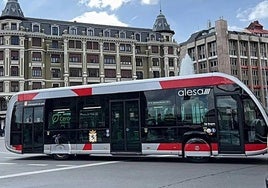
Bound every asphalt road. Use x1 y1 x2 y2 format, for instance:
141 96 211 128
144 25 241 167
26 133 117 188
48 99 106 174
0 137 267 188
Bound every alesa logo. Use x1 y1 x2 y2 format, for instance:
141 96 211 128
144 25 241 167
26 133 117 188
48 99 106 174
177 88 211 97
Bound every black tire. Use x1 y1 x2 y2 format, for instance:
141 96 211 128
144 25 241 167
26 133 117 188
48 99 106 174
186 156 209 163
52 154 70 160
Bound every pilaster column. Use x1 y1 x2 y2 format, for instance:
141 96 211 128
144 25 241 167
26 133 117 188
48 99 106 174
82 40 87 85
99 42 104 83
132 43 137 80
116 42 121 82
63 39 69 87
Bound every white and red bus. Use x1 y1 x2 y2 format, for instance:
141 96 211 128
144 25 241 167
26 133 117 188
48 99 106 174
5 73 268 161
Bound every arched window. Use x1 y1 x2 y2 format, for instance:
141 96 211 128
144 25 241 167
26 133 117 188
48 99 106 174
32 23 40 32
69 26 77 35
135 33 141 41
119 31 126 38
104 30 110 37
87 28 94 36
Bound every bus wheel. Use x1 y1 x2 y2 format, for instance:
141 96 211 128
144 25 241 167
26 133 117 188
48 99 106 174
184 137 211 163
186 156 209 163
52 154 69 160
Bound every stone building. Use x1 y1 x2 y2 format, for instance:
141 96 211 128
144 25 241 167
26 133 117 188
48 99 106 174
179 19 268 108
0 0 180 126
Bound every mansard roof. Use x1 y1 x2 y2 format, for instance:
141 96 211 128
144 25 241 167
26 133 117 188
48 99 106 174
153 11 174 34
1 0 24 20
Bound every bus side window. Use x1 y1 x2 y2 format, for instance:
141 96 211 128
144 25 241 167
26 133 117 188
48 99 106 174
243 99 267 142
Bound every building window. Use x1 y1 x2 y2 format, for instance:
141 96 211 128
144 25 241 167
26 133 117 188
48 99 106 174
197 45 206 59
52 83 60 88
33 24 40 32
70 68 82 77
120 44 131 52
52 40 59 48
69 40 81 49
119 31 126 38
152 46 159 53
105 69 116 78
153 71 160 78
168 46 174 55
169 58 174 67
11 36 19 45
69 53 81 63
87 41 99 50
32 52 42 61
104 55 115 64
169 71 175 76
150 34 156 41
69 27 77 35
0 37 4 45
103 42 115 51
121 70 132 78
208 41 217 57
88 68 99 77
51 68 61 78
11 81 19 92
32 82 42 90
87 54 99 63
104 30 110 37
152 58 159 66
188 48 195 61
121 56 131 65
87 28 94 36
32 37 42 47
11 50 19 60
0 51 3 60
11 23 17 30
136 71 143 79
0 82 3 92
32 67 42 77
0 67 4 76
135 33 141 41
51 26 59 36
11 66 19 76
240 41 248 56
229 40 237 56
136 58 143 66
51 54 60 63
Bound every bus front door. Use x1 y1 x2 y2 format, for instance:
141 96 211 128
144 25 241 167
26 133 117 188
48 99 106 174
22 106 44 153
110 100 141 154
216 95 244 154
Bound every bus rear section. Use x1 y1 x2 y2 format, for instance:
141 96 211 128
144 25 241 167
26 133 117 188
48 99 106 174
5 73 268 161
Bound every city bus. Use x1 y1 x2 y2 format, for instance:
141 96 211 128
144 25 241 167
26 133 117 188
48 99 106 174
5 73 268 162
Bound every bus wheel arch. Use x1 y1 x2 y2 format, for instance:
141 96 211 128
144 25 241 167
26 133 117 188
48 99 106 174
183 136 211 163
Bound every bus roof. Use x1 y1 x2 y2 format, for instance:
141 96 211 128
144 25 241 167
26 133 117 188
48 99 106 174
16 72 237 102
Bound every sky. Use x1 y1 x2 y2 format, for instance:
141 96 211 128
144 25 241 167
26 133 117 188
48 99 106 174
1 0 268 42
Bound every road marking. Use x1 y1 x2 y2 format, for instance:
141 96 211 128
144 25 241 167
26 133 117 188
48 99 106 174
0 161 120 179
28 164 48 167
0 163 16 165
56 165 75 167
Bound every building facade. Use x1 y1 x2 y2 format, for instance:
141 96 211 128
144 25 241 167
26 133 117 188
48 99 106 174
179 19 268 108
0 0 180 126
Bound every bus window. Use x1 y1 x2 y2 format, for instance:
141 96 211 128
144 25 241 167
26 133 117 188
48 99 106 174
143 90 177 142
10 103 23 145
178 90 214 125
243 98 267 143
47 98 76 130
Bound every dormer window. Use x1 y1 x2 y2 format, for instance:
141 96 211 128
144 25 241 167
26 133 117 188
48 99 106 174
119 31 126 39
51 25 59 36
33 24 40 32
87 28 94 36
150 34 156 41
135 33 141 42
11 23 17 30
69 26 77 35
104 29 110 37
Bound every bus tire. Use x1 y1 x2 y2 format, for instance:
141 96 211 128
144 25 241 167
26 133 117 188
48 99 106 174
52 154 69 160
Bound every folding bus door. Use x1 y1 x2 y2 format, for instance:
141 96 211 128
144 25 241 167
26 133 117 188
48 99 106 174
22 106 44 153
110 100 141 154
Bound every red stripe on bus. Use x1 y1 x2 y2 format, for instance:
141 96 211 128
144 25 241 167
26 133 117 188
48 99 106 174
18 93 38 102
157 143 182 151
184 143 210 152
245 143 267 151
159 76 234 89
211 143 218 151
83 143 92 150
72 88 92 96
12 145 22 151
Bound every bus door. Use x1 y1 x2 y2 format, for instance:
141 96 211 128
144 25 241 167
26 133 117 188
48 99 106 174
22 106 44 153
110 100 141 153
216 95 244 154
